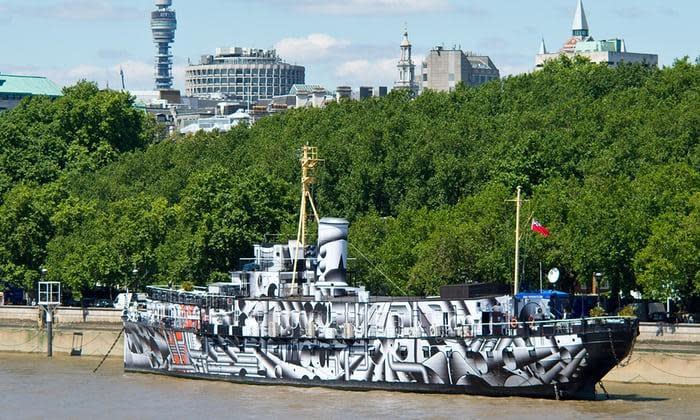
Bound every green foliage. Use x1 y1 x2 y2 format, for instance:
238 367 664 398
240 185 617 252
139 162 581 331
2 59 700 302
0 182 65 289
589 305 607 318
0 82 157 290
634 193 700 300
618 304 637 318
181 281 194 292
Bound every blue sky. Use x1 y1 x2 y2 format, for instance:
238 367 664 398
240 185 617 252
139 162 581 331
0 0 697 91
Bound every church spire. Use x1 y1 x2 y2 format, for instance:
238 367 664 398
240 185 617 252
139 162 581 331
572 0 589 38
538 37 548 55
395 25 417 95
401 23 411 48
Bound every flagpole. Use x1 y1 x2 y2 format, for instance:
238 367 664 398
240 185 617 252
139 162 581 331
513 186 522 296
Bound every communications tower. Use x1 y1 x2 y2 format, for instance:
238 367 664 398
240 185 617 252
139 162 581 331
151 0 177 90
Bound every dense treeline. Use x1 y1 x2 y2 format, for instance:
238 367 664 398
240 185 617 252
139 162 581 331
0 82 160 291
1 57 699 305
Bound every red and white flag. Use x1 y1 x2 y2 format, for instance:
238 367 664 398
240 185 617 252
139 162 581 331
531 219 550 237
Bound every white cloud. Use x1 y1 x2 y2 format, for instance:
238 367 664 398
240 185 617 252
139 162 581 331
336 58 398 86
498 64 532 78
2 60 166 91
3 0 142 22
292 0 453 15
275 33 350 63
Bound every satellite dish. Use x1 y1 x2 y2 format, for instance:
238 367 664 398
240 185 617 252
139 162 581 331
547 268 560 284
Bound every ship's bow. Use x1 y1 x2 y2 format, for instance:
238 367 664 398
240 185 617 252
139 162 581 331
562 317 639 399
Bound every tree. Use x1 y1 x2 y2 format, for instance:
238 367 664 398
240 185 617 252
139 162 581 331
635 193 700 300
0 182 65 290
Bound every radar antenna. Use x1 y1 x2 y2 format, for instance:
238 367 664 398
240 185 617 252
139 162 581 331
290 145 323 294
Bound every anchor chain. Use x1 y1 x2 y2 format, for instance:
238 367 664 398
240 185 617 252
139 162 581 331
607 327 635 368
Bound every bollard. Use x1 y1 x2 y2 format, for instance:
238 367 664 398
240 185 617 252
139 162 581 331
47 308 53 357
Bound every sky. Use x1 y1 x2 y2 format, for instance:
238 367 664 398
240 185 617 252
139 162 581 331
0 0 697 91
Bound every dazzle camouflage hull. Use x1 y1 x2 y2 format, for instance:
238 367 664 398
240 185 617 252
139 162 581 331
124 294 637 400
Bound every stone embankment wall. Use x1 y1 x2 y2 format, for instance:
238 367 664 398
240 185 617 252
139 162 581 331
0 305 123 325
603 322 700 385
637 322 700 343
0 306 123 358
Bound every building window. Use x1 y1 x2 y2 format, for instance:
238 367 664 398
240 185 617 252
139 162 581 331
449 73 455 81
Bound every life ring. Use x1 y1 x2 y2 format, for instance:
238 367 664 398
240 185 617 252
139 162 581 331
528 315 536 328
509 316 518 329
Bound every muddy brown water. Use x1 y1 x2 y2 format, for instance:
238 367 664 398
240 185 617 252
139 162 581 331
0 353 698 419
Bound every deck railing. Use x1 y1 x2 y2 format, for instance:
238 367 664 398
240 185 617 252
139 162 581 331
135 289 638 340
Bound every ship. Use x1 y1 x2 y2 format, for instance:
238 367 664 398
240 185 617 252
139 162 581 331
123 146 638 400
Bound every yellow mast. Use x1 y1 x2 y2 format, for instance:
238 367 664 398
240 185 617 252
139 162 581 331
290 146 322 294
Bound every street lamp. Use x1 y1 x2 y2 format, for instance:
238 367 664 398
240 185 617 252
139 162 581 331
593 272 603 309
593 272 602 295
130 268 139 303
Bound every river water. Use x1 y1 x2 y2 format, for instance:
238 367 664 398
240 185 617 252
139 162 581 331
0 353 697 419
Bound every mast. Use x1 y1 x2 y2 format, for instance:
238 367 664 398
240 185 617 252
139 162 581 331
512 186 523 296
290 146 322 294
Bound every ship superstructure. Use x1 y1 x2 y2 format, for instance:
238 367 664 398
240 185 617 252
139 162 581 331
123 147 638 400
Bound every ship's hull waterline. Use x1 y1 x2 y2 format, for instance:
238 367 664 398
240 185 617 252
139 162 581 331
123 315 637 400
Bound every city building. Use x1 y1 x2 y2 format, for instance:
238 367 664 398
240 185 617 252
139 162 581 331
336 86 352 101
151 0 177 90
180 109 251 134
420 47 500 92
358 86 388 99
184 47 305 105
0 73 62 111
394 27 418 95
535 0 658 68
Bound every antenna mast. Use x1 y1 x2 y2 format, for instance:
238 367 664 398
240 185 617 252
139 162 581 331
510 186 523 295
290 145 322 294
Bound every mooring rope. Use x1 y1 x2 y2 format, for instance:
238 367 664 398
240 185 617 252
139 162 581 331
92 327 124 374
348 242 407 295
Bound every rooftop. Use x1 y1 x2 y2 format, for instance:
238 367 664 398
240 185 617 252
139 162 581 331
466 56 497 70
0 74 62 97
289 84 326 95
575 38 626 53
